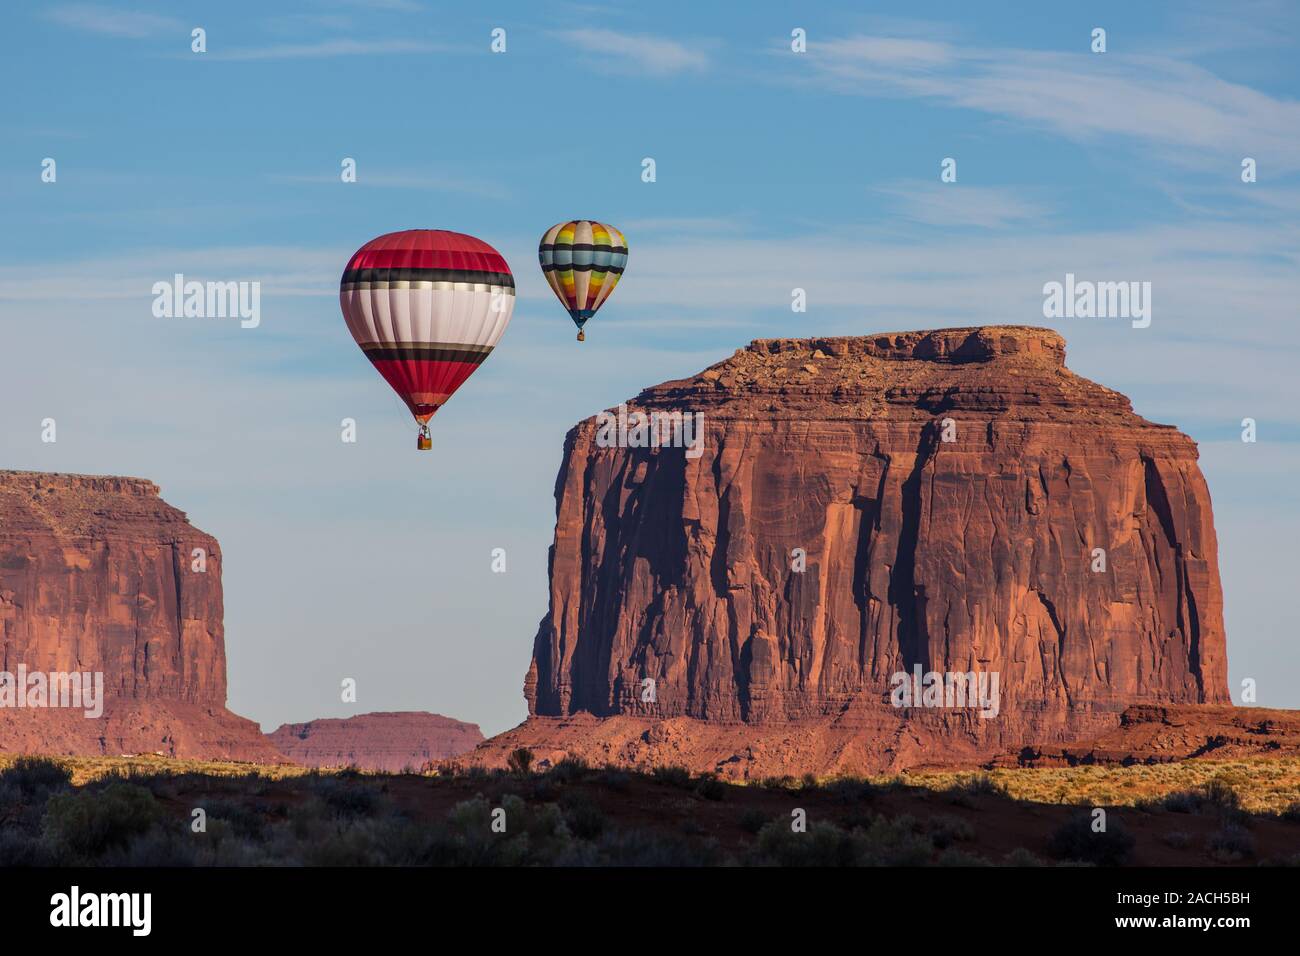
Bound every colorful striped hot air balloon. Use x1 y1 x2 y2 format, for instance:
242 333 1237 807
538 220 627 341
340 229 514 450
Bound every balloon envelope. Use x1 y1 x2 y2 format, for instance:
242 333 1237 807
538 220 627 336
340 229 514 425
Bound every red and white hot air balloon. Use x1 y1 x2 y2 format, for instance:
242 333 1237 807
339 229 514 449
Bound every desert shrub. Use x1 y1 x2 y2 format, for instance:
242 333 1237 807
308 776 382 817
42 782 163 859
739 808 769 835
506 748 535 775
856 814 934 866
753 820 866 867
1161 831 1193 850
925 814 975 849
559 791 607 839
1160 790 1201 814
694 773 727 801
0 781 48 833
0 827 58 866
592 767 631 792
101 826 200 867
800 773 821 790
201 797 272 839
752 814 932 867
0 756 72 797
1206 823 1255 863
946 774 1007 799
1162 779 1243 817
1201 778 1242 810
1280 801 1300 823
299 820 390 866
1047 812 1135 866
651 765 693 789
441 794 572 865
524 775 558 802
547 756 590 785
826 778 880 804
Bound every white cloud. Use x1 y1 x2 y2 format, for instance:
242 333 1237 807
270 170 508 200
555 28 709 75
47 3 181 38
874 181 1051 229
208 38 444 61
795 35 1300 170
619 216 745 235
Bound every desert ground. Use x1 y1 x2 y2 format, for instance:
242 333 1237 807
3 751 1298 867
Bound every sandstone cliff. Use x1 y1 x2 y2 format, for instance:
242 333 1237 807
479 326 1229 776
0 471 279 761
267 711 484 772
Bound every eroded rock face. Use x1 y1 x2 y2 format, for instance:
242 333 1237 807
513 326 1228 773
267 712 484 772
0 471 278 761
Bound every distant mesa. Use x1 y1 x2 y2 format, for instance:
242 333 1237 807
462 325 1234 777
266 712 484 772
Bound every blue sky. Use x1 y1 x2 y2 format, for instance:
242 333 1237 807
2 1 1298 733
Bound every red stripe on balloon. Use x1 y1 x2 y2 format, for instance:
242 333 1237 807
346 230 512 277
369 356 485 421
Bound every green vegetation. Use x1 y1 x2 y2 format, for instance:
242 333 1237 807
0 752 1297 867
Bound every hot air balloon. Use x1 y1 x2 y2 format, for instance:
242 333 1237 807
538 220 627 341
340 229 514 450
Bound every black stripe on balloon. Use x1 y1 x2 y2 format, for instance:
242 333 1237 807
341 268 515 287
362 346 493 364
540 265 626 275
539 244 628 255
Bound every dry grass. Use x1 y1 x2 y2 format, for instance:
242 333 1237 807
888 757 1300 814
5 753 1300 815
0 753 313 787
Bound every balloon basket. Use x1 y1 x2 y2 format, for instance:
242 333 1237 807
417 425 432 451
577 330 585 342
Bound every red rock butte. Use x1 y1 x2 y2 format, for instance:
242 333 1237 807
470 326 1230 776
0 470 278 760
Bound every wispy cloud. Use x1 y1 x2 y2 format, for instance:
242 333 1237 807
874 181 1051 229
793 35 1300 170
620 216 745 235
47 3 181 38
271 169 508 200
0 245 341 302
207 38 444 61
555 28 709 75
323 0 425 10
